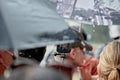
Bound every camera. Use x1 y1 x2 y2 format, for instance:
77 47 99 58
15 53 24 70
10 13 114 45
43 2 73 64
57 43 71 53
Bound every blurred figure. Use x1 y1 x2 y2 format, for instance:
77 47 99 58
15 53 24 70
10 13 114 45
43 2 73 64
48 42 85 80
2 47 46 78
0 50 14 76
6 65 70 80
72 26 98 76
40 26 99 80
97 40 120 80
3 57 38 79
10 57 38 69
43 26 95 80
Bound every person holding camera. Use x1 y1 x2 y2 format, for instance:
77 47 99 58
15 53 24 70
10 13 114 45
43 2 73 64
48 42 88 80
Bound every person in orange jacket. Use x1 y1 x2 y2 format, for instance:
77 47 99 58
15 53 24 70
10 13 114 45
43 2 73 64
0 50 14 76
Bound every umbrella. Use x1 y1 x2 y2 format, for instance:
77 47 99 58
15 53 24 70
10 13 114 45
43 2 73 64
0 0 80 51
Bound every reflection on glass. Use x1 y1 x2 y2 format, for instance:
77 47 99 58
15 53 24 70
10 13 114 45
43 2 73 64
49 0 120 25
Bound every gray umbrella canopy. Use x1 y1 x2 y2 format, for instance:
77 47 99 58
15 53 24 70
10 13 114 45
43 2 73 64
0 0 80 50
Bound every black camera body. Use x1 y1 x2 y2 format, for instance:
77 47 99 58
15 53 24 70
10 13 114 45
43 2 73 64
57 43 71 53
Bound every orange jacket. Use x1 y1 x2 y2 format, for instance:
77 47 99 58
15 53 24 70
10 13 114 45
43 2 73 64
84 56 98 75
0 50 13 76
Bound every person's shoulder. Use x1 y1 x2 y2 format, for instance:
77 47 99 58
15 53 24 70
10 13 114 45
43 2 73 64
85 56 99 65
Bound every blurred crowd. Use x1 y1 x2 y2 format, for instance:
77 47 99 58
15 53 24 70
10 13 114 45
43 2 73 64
0 25 120 80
